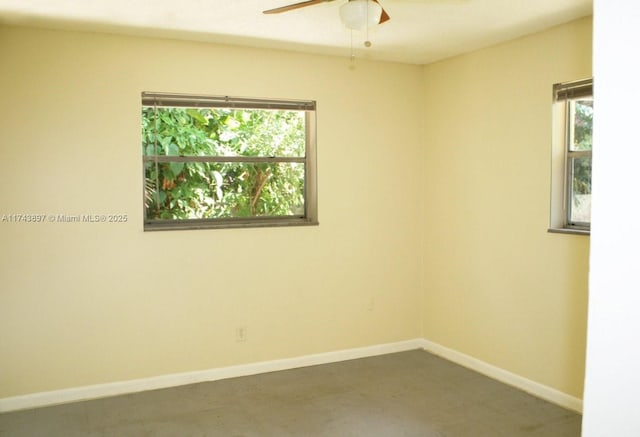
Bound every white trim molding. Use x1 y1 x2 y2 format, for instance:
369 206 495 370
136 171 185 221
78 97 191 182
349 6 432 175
0 338 582 414
0 339 424 413
419 338 583 413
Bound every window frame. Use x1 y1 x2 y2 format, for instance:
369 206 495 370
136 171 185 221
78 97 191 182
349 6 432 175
549 78 593 235
141 92 318 231
565 98 592 229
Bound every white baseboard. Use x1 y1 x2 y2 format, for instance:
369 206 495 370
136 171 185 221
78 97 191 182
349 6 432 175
0 339 424 413
418 338 583 413
0 338 582 414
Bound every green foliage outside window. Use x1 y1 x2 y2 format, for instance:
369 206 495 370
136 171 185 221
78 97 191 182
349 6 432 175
572 100 593 196
142 107 306 220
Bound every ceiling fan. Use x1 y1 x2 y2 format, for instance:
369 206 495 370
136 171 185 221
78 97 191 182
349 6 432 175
264 0 391 29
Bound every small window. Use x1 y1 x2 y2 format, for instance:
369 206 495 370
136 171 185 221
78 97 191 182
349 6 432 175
142 92 318 231
550 79 593 234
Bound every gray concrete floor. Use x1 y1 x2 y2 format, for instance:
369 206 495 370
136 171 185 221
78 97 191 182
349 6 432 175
0 350 581 436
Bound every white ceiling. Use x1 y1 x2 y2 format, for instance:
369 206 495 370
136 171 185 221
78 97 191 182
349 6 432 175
0 0 592 64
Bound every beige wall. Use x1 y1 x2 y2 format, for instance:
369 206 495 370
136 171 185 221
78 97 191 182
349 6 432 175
421 17 592 398
0 26 424 398
0 17 592 402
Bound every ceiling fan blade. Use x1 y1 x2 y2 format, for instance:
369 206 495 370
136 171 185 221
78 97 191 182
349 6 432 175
372 0 391 24
263 0 327 14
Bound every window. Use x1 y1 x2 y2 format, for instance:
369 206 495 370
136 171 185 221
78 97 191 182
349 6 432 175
142 92 318 231
549 78 593 234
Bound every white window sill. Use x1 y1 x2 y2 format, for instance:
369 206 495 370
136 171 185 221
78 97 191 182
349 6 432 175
548 227 590 236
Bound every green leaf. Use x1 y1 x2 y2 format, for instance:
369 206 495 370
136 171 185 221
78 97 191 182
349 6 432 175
169 162 184 176
187 109 207 124
176 136 186 150
167 143 179 156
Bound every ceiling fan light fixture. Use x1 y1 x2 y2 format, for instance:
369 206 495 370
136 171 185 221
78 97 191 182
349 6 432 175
339 0 383 31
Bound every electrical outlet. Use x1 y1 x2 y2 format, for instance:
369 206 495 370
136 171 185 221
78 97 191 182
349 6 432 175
236 326 247 342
